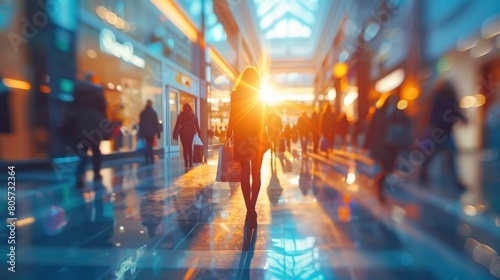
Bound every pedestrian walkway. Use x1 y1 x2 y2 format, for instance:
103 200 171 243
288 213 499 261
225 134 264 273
0 149 497 279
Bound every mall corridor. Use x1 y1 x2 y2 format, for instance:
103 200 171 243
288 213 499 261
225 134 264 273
0 146 498 280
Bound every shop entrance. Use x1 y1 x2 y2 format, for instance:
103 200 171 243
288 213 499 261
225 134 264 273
168 87 197 155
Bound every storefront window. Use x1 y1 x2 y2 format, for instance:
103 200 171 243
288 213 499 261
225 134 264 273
207 65 231 144
78 24 163 154
80 0 194 73
0 1 38 160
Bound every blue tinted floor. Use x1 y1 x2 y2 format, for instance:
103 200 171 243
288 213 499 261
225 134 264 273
0 150 496 280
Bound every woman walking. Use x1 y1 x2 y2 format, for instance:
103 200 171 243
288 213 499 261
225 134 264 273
319 103 335 158
173 103 201 169
226 66 269 229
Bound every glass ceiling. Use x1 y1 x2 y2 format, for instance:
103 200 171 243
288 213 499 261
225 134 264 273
253 0 319 39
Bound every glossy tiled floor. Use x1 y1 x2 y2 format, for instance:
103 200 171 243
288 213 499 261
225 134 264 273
0 149 497 280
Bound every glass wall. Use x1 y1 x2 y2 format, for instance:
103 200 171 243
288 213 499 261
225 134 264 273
0 1 39 160
207 64 231 144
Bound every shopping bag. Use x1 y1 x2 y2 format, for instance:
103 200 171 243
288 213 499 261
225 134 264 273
320 136 329 152
192 133 203 146
215 146 241 182
193 145 204 163
136 138 146 154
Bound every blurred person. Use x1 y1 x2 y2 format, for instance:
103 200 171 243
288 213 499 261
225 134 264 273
419 80 467 190
71 72 107 188
319 103 335 158
139 100 161 165
485 85 500 150
267 109 282 156
283 123 292 152
364 94 410 202
226 66 270 229
173 103 201 169
310 111 320 153
0 75 12 134
296 112 311 157
336 113 350 149
291 123 299 144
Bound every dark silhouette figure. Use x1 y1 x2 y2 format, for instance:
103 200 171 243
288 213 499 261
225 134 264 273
336 113 350 149
319 103 335 158
296 112 311 157
267 109 282 156
310 111 320 153
173 103 201 168
71 72 108 188
139 100 161 165
419 81 467 189
283 123 292 152
226 66 269 229
364 94 410 201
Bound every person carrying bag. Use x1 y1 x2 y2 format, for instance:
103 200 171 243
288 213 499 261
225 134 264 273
217 66 269 229
216 138 241 182
192 133 204 164
173 103 201 169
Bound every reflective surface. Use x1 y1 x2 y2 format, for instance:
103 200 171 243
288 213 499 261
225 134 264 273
0 149 498 280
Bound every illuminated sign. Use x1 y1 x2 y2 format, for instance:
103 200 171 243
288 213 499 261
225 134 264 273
100 28 145 68
175 73 191 88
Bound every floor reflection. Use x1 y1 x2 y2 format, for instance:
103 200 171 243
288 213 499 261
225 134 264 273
4 150 497 280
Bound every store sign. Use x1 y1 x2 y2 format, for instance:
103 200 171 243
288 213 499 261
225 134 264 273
175 73 191 88
100 28 145 68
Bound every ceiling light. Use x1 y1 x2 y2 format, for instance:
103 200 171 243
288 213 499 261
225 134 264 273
375 69 405 93
339 50 350 62
327 88 336 100
474 94 486 107
3 78 31 90
333 62 348 78
470 40 493 59
404 87 419 100
397 100 408 110
363 21 381 42
481 15 500 38
457 35 479 52
105 11 118 25
460 96 476 108
86 49 97 59
96 6 107 19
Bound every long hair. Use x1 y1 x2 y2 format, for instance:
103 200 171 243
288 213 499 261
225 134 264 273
230 66 264 134
182 103 193 114
232 66 261 102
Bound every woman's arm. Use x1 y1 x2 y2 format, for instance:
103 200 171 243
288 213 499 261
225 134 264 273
173 116 181 139
195 116 201 136
226 111 234 139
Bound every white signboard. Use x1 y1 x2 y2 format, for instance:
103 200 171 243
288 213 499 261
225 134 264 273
99 28 145 68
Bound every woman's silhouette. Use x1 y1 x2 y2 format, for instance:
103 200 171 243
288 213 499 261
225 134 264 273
173 103 201 169
226 66 269 229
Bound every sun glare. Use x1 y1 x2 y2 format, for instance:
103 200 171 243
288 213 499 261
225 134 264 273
260 85 275 105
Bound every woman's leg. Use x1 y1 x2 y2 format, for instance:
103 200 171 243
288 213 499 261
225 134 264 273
186 140 193 167
180 136 189 167
239 159 252 212
145 137 154 164
250 153 264 209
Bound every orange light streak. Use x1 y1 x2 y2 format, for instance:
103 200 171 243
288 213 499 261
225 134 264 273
3 78 31 90
150 0 198 43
